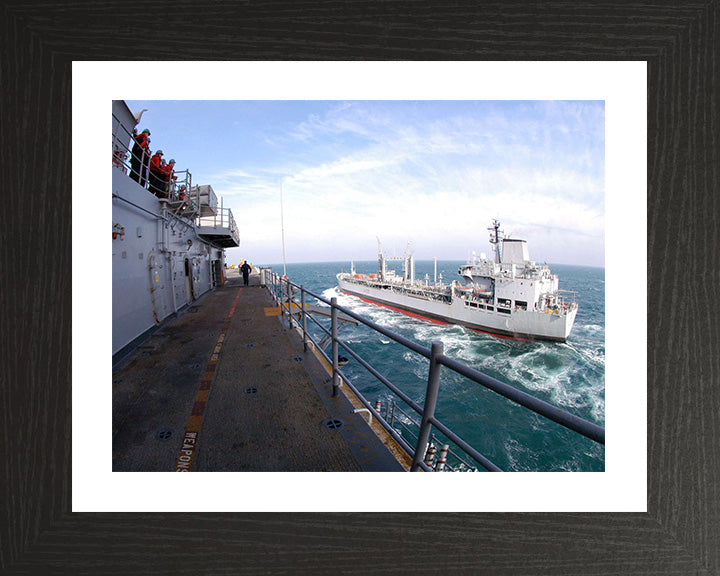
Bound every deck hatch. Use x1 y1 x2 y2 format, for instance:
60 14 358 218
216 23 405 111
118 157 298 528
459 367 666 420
322 418 343 430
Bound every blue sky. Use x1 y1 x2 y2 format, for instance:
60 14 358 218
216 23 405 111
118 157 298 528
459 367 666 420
126 100 605 267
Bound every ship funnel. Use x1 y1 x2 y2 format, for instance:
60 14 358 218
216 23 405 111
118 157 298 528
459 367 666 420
501 239 529 264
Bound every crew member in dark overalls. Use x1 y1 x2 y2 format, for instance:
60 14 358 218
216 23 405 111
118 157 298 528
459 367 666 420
148 149 165 197
130 129 151 186
240 260 252 286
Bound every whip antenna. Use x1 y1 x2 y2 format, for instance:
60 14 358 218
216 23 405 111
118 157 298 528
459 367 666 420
280 181 287 277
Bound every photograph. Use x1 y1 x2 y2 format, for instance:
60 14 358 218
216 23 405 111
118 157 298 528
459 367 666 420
112 99 606 473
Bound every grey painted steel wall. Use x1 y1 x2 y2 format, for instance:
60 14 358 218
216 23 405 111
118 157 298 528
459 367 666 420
112 168 219 355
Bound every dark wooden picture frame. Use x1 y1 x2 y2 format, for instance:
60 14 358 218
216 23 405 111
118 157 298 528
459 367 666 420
2 2 718 574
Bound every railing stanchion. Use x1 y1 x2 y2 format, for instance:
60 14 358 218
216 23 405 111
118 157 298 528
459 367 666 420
331 297 339 397
301 285 308 352
279 274 284 315
286 277 292 322
436 444 449 471
411 341 444 471
283 276 288 317
424 443 437 468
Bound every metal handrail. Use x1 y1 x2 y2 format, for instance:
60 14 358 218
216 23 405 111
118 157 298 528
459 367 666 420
112 114 239 231
196 206 240 244
272 281 430 471
385 401 481 472
112 113 190 202
261 268 605 472
437 355 604 444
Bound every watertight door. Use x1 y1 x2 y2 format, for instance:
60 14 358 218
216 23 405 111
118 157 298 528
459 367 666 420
184 258 194 304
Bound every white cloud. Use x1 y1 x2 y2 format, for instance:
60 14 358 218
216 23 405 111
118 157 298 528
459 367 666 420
220 101 604 266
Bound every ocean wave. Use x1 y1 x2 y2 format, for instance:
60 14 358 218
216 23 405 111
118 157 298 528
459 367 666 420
465 344 606 422
504 438 539 471
578 347 605 365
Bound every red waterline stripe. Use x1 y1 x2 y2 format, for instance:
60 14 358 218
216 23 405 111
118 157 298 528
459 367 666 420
175 287 243 471
348 292 449 325
344 291 532 342
468 327 532 342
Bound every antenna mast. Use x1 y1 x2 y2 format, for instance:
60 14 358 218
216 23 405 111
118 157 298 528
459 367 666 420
280 181 287 277
488 219 504 264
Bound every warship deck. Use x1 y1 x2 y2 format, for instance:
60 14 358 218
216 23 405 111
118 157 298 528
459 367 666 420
112 270 406 472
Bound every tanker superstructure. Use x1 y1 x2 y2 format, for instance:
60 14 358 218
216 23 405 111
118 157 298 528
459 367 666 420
337 220 577 342
112 100 240 357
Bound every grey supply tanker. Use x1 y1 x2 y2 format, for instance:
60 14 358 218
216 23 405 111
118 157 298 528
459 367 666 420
337 220 577 342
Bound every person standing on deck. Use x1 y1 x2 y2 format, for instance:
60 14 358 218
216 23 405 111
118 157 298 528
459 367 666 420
240 260 252 286
148 149 165 197
130 129 151 186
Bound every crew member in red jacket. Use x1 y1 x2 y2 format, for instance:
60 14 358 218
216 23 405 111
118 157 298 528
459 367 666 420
148 149 165 197
130 128 151 186
162 158 177 198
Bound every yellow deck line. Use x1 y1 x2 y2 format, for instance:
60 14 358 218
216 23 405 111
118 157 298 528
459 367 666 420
175 287 242 471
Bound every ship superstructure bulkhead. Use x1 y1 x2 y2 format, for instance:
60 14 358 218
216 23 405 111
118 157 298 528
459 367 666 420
112 100 240 357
